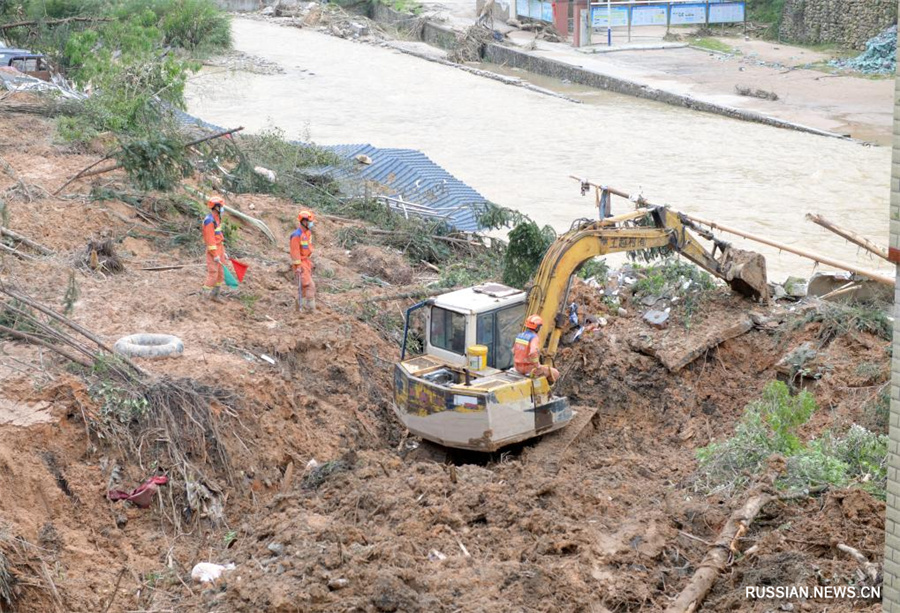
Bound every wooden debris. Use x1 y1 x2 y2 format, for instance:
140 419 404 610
0 227 53 255
0 242 36 261
807 213 889 262
665 467 779 613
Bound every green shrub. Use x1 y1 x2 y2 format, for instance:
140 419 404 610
158 0 231 53
696 381 816 493
696 381 888 498
578 257 608 281
115 133 192 191
502 220 556 289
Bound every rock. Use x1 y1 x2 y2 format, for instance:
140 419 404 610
783 276 807 299
260 5 275 15
507 18 522 28
771 284 787 300
328 577 349 590
115 514 128 529
640 294 660 306
807 271 853 297
268 542 285 556
617 307 628 317
348 22 369 37
643 310 669 329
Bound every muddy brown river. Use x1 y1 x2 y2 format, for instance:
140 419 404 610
186 17 893 281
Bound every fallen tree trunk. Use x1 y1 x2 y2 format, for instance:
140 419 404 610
0 242 36 261
0 286 146 377
58 126 245 189
0 324 92 368
665 471 779 613
0 227 53 255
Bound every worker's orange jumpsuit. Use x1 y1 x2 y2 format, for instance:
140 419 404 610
513 329 559 382
202 211 225 290
290 226 315 302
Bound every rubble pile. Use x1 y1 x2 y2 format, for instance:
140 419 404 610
258 1 384 40
829 25 896 74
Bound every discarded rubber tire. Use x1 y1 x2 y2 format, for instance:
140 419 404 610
114 334 184 359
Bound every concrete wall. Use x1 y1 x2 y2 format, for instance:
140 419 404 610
780 0 896 50
482 43 840 137
885 0 900 607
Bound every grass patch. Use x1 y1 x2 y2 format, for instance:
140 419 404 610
691 37 736 54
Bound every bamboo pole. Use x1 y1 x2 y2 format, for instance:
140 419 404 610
805 213 889 262
567 178 894 286
683 213 894 286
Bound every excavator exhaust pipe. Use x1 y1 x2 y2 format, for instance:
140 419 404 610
719 247 769 302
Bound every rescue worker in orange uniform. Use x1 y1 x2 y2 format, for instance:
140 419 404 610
290 210 316 311
202 196 227 300
513 315 560 383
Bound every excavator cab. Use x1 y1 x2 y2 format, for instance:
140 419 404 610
393 283 575 451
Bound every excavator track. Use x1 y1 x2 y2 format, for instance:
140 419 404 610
522 405 598 474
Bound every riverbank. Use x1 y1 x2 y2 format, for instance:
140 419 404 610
396 1 894 144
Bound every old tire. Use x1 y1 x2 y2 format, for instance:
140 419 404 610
114 334 184 359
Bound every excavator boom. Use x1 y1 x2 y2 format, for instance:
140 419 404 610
527 205 768 365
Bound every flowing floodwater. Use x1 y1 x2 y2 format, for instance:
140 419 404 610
186 18 893 281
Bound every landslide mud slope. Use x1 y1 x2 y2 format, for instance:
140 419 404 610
0 107 888 612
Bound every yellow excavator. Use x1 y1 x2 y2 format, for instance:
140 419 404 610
393 192 768 452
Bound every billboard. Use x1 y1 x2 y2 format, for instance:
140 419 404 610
591 5 628 28
669 3 706 24
708 2 745 23
631 4 668 26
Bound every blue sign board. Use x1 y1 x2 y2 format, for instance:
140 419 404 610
708 2 745 23
591 5 629 28
631 4 668 26
669 3 706 24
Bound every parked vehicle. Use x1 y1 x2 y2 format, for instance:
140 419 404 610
0 49 50 81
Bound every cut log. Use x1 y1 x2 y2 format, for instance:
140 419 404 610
665 472 778 613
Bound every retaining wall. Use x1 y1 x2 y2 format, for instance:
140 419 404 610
483 43 842 138
780 0 896 50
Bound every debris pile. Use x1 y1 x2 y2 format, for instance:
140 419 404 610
829 25 896 75
256 2 385 41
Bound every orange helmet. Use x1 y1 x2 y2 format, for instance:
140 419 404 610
207 196 225 209
525 315 543 330
298 210 315 223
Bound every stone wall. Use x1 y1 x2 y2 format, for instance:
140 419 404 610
780 0 896 50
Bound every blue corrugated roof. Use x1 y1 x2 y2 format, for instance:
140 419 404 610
173 110 487 232
322 144 486 232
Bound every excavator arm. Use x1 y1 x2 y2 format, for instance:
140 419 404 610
526 206 768 370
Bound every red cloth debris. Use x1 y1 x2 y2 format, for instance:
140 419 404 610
107 475 169 508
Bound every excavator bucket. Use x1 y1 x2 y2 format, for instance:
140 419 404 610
720 247 769 302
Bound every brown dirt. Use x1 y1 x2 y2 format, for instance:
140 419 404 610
0 106 888 612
